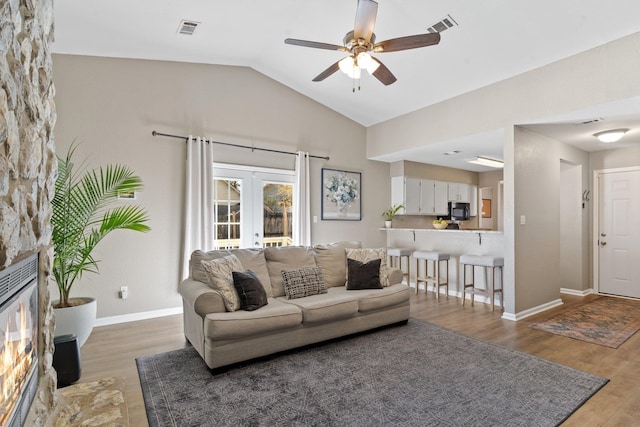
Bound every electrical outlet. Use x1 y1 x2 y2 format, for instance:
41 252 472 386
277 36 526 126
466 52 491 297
120 286 128 300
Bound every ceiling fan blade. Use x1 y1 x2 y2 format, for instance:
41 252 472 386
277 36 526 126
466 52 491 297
353 0 378 41
374 33 441 53
371 57 397 85
285 38 347 52
312 61 341 82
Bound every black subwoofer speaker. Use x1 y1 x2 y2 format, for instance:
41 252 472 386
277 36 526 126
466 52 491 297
53 334 81 388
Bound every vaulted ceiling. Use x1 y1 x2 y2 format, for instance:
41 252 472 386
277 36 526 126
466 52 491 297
52 1 640 169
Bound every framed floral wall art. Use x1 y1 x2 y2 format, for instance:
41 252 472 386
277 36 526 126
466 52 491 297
321 168 361 221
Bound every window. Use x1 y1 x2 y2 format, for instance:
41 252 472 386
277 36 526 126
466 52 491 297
213 164 295 249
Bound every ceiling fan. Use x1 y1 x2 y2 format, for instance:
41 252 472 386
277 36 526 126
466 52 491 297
284 0 441 87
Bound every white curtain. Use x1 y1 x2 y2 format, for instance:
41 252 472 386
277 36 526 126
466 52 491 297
293 151 311 246
181 136 215 279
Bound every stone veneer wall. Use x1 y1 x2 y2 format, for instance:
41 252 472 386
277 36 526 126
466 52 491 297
0 0 58 425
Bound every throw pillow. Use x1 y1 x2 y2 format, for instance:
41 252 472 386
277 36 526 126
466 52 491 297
201 254 244 312
345 248 390 287
346 258 382 290
281 267 328 300
232 270 268 311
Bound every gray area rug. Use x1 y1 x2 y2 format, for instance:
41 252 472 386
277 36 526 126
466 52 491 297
136 319 608 427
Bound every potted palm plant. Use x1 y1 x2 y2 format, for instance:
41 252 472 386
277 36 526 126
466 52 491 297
382 204 404 228
51 145 150 346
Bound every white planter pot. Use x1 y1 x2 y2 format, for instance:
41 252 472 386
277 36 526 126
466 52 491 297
385 220 392 228
53 297 97 347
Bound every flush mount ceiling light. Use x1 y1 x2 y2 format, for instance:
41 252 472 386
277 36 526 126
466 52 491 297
467 156 504 168
593 129 629 143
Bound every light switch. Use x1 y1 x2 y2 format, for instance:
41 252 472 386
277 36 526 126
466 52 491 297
313 215 318 223
520 215 526 225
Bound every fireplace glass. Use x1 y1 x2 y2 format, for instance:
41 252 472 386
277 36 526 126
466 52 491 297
0 256 39 427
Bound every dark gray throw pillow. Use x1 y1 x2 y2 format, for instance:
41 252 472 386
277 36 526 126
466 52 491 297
232 270 268 311
346 258 382 290
281 266 327 299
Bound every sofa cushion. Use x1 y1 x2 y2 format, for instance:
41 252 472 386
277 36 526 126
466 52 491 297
328 284 410 313
346 258 382 290
265 246 317 297
313 241 362 287
232 270 268 311
281 267 328 299
230 248 273 297
191 249 231 283
278 293 358 324
201 255 244 312
346 248 390 287
204 298 302 340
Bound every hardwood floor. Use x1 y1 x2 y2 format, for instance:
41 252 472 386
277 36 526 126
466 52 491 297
79 292 639 426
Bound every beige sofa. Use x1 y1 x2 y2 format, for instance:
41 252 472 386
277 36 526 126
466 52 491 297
178 241 410 370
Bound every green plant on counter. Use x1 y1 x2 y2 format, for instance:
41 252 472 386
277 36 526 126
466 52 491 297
382 204 404 221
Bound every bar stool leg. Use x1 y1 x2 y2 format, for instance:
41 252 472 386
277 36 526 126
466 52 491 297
405 255 410 288
434 259 440 300
443 259 449 298
488 266 494 312
461 262 466 306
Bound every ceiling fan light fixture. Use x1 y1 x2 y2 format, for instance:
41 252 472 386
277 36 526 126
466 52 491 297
468 156 504 168
339 56 361 79
593 128 629 143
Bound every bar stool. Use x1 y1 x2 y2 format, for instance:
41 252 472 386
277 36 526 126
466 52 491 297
387 247 411 286
413 250 450 298
460 254 504 311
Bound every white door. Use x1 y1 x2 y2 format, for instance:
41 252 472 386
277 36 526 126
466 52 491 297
598 170 640 298
213 165 294 249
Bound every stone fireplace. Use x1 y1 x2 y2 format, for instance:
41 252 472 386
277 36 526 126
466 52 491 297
0 255 39 426
0 0 58 425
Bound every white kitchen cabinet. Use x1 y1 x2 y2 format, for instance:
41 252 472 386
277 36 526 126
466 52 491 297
422 180 448 215
391 176 421 214
391 177 448 215
404 177 421 214
469 185 478 217
391 176 405 212
448 182 470 202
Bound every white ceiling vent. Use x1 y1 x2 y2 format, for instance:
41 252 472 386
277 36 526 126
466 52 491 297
427 14 458 34
177 20 200 35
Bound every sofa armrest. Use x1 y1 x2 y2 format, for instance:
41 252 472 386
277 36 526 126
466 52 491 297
178 278 226 317
386 267 403 286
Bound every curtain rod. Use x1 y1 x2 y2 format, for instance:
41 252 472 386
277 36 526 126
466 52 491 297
152 131 330 160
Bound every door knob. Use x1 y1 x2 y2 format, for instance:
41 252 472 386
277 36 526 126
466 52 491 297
600 241 607 246
600 233 606 237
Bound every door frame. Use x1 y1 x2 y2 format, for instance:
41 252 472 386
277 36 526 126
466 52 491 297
213 163 294 248
592 166 640 294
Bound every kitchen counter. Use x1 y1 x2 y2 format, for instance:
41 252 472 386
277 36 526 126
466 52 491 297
383 227 505 293
380 227 502 235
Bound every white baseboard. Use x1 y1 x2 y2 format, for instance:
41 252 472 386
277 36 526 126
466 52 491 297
502 298 564 322
560 287 594 296
94 306 183 327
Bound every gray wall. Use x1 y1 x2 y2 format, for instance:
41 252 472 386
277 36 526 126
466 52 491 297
52 54 391 320
513 128 590 312
367 31 640 316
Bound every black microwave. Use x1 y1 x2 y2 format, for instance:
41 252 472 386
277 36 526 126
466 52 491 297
448 202 470 220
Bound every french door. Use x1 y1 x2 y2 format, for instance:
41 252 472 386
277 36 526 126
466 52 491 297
596 168 640 298
213 164 294 249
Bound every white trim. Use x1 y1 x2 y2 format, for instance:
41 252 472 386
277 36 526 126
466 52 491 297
94 306 183 327
502 298 564 321
213 162 294 176
560 287 594 296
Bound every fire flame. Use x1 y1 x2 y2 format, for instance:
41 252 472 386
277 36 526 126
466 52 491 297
0 299 35 425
